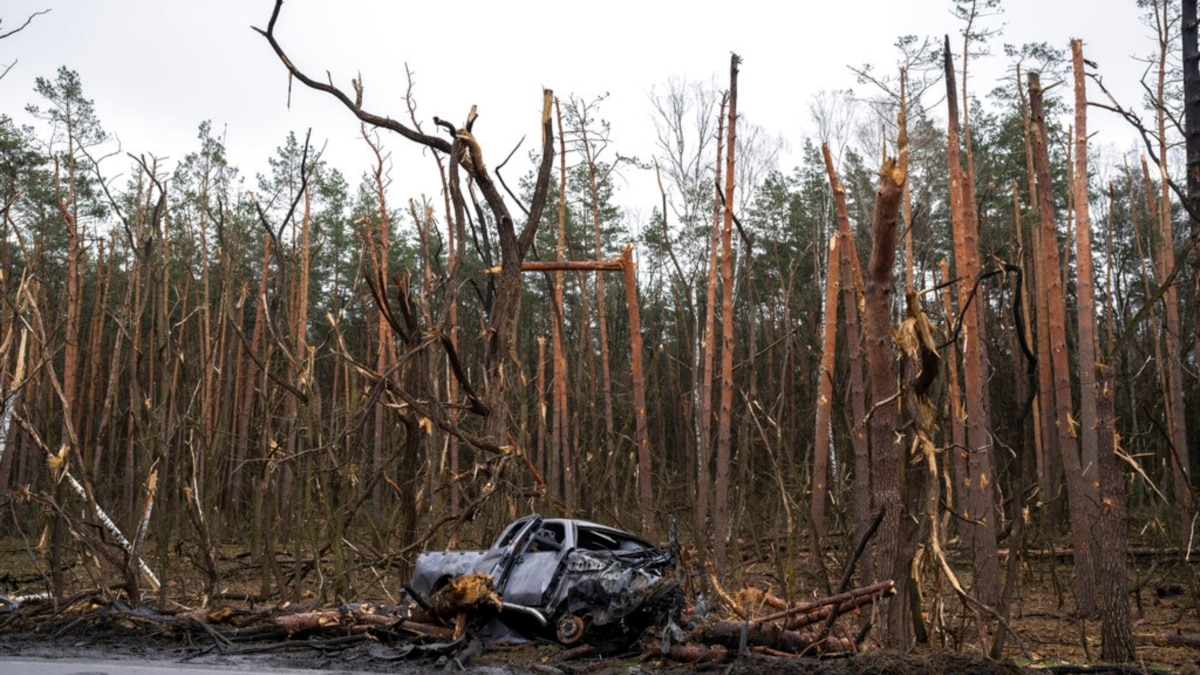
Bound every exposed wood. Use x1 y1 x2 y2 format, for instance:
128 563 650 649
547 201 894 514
696 93 728 567
1071 40 1102 531
821 142 871 583
944 35 1000 606
714 53 740 578
1148 0 1193 520
520 259 624 272
812 236 840 540
623 245 653 539
1029 69 1097 617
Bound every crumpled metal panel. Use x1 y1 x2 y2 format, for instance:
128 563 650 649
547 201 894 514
409 515 679 649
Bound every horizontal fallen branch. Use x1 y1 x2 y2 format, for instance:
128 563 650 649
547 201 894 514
687 620 856 655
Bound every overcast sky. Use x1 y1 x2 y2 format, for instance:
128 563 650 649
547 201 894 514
1 0 1157 215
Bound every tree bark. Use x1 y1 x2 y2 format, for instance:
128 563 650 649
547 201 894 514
1094 363 1135 662
821 143 871 582
1071 41 1101 506
714 54 739 577
552 98 572 512
1151 0 1194 520
938 260 967 530
1186 0 1200 466
623 245 653 539
1029 70 1097 617
863 157 905 648
945 36 1000 606
696 96 726 560
812 236 840 540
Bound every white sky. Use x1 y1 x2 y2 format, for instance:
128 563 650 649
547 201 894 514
0 0 1157 214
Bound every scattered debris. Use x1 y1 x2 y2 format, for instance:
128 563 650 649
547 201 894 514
0 514 897 668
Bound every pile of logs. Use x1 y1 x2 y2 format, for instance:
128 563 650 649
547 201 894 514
646 579 895 665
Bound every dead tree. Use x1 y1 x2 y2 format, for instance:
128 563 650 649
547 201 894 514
822 144 871 582
714 53 740 577
255 1 555 462
1029 70 1098 617
1071 40 1102 532
943 36 1000 607
862 157 905 648
812 236 840 540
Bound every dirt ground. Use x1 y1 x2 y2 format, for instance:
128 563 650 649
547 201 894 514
2 539 1199 674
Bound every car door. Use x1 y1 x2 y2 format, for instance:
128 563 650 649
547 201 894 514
499 520 569 607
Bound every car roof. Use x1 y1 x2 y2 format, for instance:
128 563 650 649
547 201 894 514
540 518 655 545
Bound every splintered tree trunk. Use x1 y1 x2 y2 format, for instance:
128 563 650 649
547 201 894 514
714 53 739 577
1071 39 1104 550
900 69 914 295
1018 65 1063 521
1072 41 1100 488
1030 71 1097 617
863 158 905 648
623 245 653 539
822 143 871 581
1012 180 1045 512
1094 363 1135 662
944 36 1000 606
697 96 726 562
939 260 967 526
812 236 841 540
553 99 572 512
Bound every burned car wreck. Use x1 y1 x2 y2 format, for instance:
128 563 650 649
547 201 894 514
409 515 680 651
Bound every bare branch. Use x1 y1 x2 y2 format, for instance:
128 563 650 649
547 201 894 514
0 9 49 40
253 1 450 153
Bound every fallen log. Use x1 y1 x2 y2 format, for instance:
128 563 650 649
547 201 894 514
754 580 895 624
780 589 891 631
276 610 339 635
645 641 731 664
1155 631 1200 650
687 620 851 655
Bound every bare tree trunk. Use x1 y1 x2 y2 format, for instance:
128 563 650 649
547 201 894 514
899 69 914 296
1094 363 1135 662
822 143 871 582
945 36 1000 606
939 260 967 530
1030 71 1097 617
536 336 547 484
1017 64 1062 522
696 96 727 563
623 245 653 539
1075 42 1099 485
863 158 905 648
553 98 572 512
714 54 739 577
1012 180 1044 517
1151 0 1194 520
812 236 840 541
1071 38 1104 560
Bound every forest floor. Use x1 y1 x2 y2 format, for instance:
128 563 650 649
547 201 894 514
1 538 1198 674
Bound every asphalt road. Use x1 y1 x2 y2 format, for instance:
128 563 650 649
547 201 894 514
0 658 350 672
0 659 450 674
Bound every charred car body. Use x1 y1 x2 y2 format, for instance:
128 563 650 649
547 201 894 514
410 515 680 650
